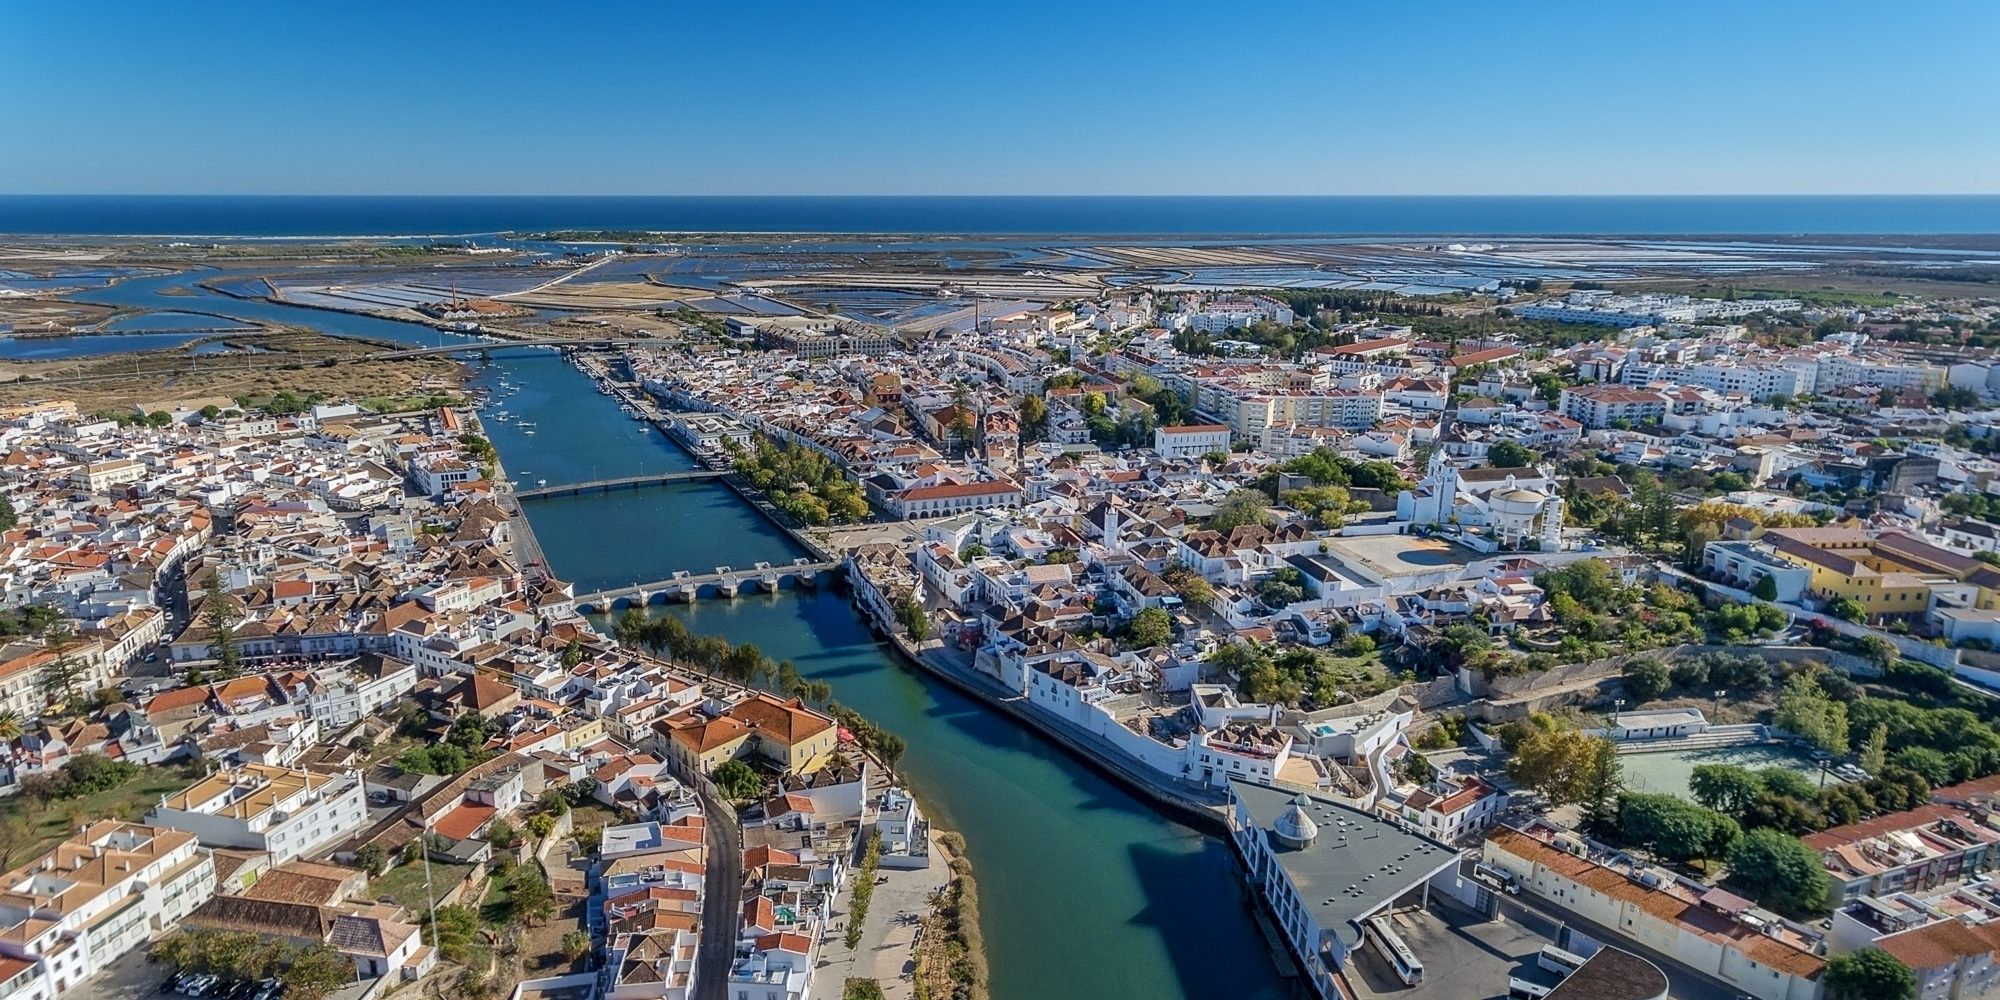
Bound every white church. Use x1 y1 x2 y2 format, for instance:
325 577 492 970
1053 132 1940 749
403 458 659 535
1395 451 1565 551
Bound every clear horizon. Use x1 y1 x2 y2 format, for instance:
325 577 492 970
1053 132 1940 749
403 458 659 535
5 1 1996 197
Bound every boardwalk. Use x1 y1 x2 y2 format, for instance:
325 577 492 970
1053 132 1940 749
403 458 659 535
515 470 727 500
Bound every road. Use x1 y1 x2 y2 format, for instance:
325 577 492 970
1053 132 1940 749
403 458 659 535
1497 892 1741 1000
694 786 744 1000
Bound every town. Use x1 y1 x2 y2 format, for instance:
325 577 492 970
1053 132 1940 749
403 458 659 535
3 249 2000 1000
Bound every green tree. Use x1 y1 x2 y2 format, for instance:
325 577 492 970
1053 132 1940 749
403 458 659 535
1690 764 1765 816
200 569 244 678
1487 441 1538 468
1622 658 1671 702
424 905 481 962
1508 726 1619 808
1824 947 1915 1000
1618 792 1740 865
1125 608 1173 649
509 864 555 924
892 592 930 643
485 818 516 849
1017 394 1048 442
561 637 586 667
281 944 357 1000
0 495 14 532
713 759 761 800
1827 596 1866 622
1775 670 1849 754
1210 490 1274 532
1860 723 1889 775
1727 828 1833 914
35 621 83 713
561 930 591 963
527 813 556 840
1750 574 1779 601
353 843 387 877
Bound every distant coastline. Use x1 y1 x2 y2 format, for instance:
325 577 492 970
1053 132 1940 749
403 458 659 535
5 193 2000 238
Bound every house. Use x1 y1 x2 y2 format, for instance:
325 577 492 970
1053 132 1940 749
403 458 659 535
146 763 369 865
0 822 216 997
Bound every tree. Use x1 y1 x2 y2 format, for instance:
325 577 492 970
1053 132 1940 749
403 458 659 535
509 864 555 924
0 495 13 532
1125 608 1173 650
353 843 387 877
722 642 768 684
538 787 572 816
528 813 556 840
1487 441 1537 468
1728 828 1833 914
485 818 516 849
281 944 357 1000
1776 670 1849 754
1827 596 1866 622
200 570 244 678
1508 726 1620 808
1210 490 1274 532
1860 723 1889 775
561 637 586 668
1690 765 1766 817
713 759 761 800
1621 658 1671 702
35 621 82 714
1751 574 1779 601
892 592 930 643
1823 947 1915 1000
1618 792 1740 865
561 930 591 964
1017 394 1048 442
1711 471 1750 493
425 905 481 963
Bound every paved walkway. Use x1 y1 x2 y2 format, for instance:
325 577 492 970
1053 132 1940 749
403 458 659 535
812 839 950 1000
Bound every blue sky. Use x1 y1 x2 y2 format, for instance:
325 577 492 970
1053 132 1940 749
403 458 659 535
5 1 1995 195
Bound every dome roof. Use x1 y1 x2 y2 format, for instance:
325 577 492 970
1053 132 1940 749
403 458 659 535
1272 792 1319 848
1489 488 1548 514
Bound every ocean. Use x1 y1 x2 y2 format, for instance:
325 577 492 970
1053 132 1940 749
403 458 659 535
2 194 1999 237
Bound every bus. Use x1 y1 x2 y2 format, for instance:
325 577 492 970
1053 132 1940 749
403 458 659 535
1538 944 1588 978
1362 915 1424 986
1508 977 1554 999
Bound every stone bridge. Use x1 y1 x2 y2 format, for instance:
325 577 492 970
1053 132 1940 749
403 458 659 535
573 558 839 612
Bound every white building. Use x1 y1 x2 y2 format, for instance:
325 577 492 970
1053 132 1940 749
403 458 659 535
0 822 216 998
1153 423 1232 459
146 763 369 865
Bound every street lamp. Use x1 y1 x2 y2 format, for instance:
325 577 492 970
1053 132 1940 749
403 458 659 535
1713 689 1725 720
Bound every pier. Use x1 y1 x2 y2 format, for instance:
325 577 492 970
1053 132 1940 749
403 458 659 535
572 558 839 611
515 470 728 500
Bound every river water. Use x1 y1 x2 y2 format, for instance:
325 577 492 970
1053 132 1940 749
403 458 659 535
72 269 1292 1000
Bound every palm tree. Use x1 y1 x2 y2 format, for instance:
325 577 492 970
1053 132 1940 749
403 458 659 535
0 709 22 748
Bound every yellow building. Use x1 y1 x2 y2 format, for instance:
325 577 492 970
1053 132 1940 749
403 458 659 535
656 693 838 779
1762 527 1996 621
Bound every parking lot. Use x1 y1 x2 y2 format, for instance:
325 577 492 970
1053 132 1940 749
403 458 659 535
1346 897 1562 1000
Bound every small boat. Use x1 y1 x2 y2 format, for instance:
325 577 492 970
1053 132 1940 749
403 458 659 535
523 428 537 436
537 478 547 487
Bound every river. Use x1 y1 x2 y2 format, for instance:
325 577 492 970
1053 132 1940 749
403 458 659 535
74 269 1293 1000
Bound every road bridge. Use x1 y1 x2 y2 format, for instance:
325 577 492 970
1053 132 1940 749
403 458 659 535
369 337 661 360
572 559 839 612
515 470 728 500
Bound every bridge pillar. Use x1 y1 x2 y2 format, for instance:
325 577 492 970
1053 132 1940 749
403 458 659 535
672 586 696 603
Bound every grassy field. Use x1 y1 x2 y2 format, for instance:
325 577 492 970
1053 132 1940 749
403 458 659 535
368 858 477 914
0 762 205 862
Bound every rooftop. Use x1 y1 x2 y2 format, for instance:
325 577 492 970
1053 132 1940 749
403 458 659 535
1231 779 1455 948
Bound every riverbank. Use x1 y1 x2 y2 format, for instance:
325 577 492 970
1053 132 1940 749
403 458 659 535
912 831 987 1000
867 613 1231 832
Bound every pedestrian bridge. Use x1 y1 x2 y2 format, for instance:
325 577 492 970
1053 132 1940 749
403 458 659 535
572 558 840 612
515 470 728 500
